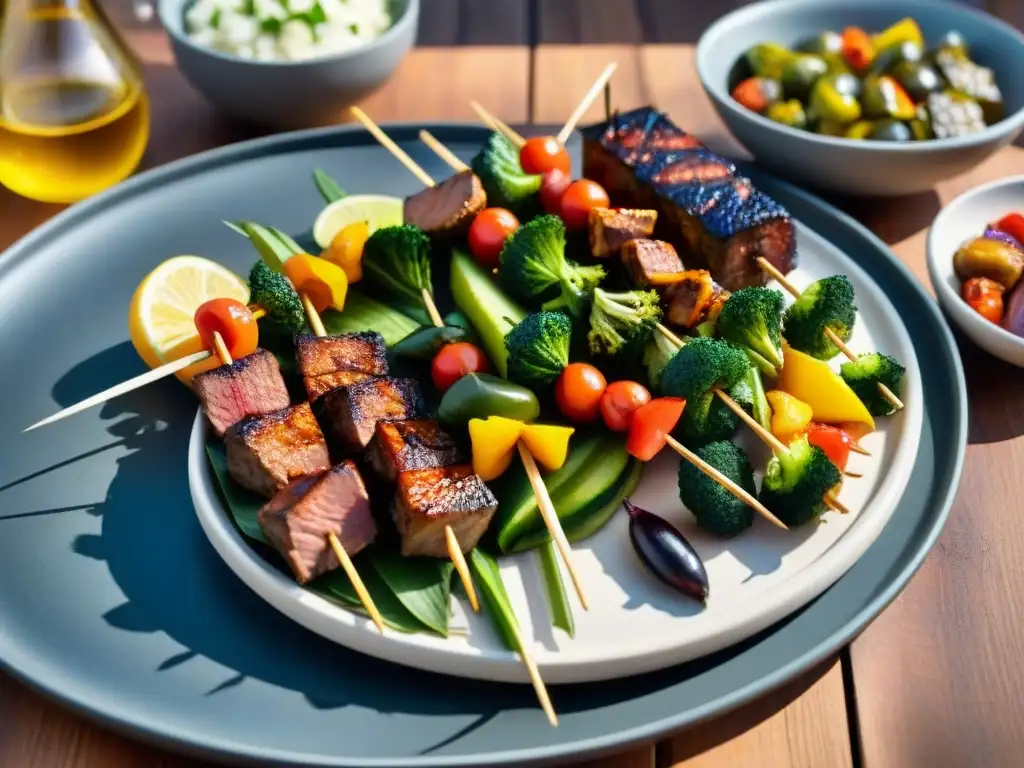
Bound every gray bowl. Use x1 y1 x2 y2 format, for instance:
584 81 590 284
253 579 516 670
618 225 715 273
157 0 417 130
696 0 1024 197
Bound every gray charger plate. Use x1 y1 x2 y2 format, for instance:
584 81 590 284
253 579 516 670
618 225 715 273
0 123 965 767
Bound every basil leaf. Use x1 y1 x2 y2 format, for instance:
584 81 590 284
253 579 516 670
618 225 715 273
312 168 347 203
320 290 421 346
206 441 267 543
537 541 574 637
469 549 520 652
370 551 453 636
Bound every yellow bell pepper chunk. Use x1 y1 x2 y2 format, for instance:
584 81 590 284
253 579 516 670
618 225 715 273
520 424 575 472
775 343 875 430
766 390 812 444
283 254 348 312
321 220 368 284
468 416 523 481
870 18 923 53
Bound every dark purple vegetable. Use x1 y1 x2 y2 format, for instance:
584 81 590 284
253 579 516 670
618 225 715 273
1001 278 1024 338
984 228 1024 252
625 499 709 604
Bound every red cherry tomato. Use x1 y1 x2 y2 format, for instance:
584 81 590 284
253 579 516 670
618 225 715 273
600 380 652 432
805 422 852 471
995 212 1024 245
519 136 571 175
431 342 490 391
468 208 519 268
539 168 572 214
554 362 607 423
194 298 259 361
560 179 610 230
626 397 686 461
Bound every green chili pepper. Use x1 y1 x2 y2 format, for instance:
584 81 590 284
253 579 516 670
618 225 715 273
239 220 300 272
436 373 540 427
391 325 470 360
313 168 347 203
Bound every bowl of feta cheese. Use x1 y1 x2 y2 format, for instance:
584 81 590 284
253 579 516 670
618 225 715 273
158 0 417 128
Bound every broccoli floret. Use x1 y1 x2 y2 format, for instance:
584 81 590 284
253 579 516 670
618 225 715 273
678 441 757 536
504 311 572 388
731 364 772 432
248 260 305 331
675 391 739 446
716 287 785 377
759 435 842 526
587 288 662 356
841 353 906 417
361 225 433 307
659 337 750 400
471 132 543 213
642 330 679 392
782 275 856 360
499 215 606 316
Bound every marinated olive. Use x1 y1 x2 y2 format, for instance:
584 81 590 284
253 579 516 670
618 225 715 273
831 72 862 98
810 75 862 124
780 54 829 100
891 60 943 102
870 40 923 75
928 90 986 138
908 104 933 140
867 119 913 141
766 99 808 130
870 17 924 53
796 30 843 55
844 120 875 140
934 51 1003 124
731 77 783 113
816 119 850 136
822 52 854 76
953 236 1024 291
744 42 794 78
862 75 916 120
931 30 969 59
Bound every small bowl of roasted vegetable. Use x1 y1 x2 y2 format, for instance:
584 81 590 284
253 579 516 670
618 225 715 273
928 175 1024 367
696 0 1024 196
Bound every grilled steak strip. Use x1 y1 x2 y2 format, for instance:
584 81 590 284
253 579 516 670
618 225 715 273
258 460 377 585
193 348 290 437
318 376 425 456
588 207 658 258
225 402 331 498
366 418 465 482
580 106 796 292
304 371 373 403
663 269 729 329
621 238 686 288
403 169 487 239
295 332 388 402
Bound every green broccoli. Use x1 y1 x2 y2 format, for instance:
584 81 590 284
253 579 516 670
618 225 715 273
716 287 785 377
675 391 740 446
471 132 543 213
504 311 572 388
678 441 757 536
248 260 305 331
841 353 906 417
782 275 856 360
587 288 662 357
642 330 679 392
361 225 432 307
659 337 750 401
499 215 606 316
759 435 842 526
731 364 772 432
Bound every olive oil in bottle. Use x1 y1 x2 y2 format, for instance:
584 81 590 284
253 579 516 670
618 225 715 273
0 0 150 203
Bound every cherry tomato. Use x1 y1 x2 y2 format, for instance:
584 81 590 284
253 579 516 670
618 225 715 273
626 397 685 461
995 212 1024 245
194 298 259 361
560 179 610 230
962 276 1005 324
554 363 607 423
468 208 519 268
520 136 571 175
431 342 490 392
600 380 652 432
805 422 852 471
539 168 572 214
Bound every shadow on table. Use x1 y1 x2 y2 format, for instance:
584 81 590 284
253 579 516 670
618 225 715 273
946 326 1024 445
819 189 942 246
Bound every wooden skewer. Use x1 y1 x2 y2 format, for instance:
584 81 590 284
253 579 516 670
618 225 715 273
849 442 871 456
349 107 435 188
756 257 904 413
421 287 446 328
507 612 558 727
469 101 525 147
557 62 618 145
418 130 469 173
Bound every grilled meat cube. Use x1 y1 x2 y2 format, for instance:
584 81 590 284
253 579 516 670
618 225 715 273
392 465 498 557
224 403 331 498
319 376 424 455
581 106 797 292
588 207 658 258
622 238 686 288
304 370 373 403
295 332 387 378
258 460 376 585
404 169 487 239
663 270 729 328
193 348 290 437
367 419 465 482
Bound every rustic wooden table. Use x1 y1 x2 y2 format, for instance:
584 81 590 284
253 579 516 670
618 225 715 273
4 2 1024 766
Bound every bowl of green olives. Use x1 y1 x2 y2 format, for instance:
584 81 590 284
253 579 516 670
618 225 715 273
696 0 1024 196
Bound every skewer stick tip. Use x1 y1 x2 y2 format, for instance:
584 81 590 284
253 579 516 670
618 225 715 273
327 532 385 633
444 525 480 613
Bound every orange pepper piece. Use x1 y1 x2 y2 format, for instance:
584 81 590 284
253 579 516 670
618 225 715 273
283 253 348 312
322 220 368 283
842 27 875 71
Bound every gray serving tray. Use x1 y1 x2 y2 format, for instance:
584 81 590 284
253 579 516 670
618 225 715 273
0 123 965 767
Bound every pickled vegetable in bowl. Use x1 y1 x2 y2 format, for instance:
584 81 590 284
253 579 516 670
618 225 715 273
729 17 1005 142
952 212 1024 336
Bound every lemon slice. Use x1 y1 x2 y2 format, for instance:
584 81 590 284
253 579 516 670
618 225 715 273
128 255 250 384
313 194 404 250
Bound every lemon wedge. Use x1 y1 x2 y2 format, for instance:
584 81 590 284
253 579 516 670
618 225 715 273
312 194 404 250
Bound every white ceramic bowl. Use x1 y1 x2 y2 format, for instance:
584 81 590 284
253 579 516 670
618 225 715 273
927 175 1024 367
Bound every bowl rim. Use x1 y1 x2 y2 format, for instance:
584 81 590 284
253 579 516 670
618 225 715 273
695 0 1024 152
157 0 418 68
926 173 1024 352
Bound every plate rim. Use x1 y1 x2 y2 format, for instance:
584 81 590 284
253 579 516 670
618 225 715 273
0 121 968 767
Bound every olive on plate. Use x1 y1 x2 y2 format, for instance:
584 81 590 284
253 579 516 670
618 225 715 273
780 54 829 101
862 75 916 120
870 40 923 75
744 42 794 78
795 30 843 56
809 74 862 124
866 119 913 142
891 60 944 102
766 99 808 129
